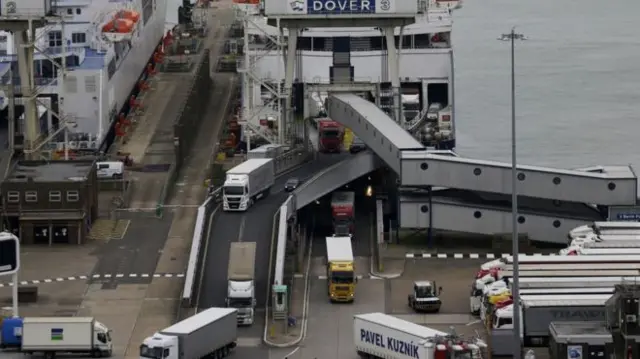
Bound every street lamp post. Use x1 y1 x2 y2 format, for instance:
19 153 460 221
499 27 525 359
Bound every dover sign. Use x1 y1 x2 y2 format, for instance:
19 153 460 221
290 0 393 14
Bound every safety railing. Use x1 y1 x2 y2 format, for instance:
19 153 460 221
272 152 381 291
181 189 219 307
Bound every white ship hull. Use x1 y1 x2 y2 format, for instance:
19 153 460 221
242 9 456 149
0 0 168 151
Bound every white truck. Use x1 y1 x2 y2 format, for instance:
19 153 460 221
20 317 113 358
354 312 485 359
223 158 275 211
227 242 257 325
140 307 237 359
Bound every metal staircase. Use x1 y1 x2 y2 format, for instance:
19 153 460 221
404 106 431 133
236 13 285 144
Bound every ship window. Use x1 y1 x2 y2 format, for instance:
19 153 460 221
48 31 63 47
297 37 311 51
142 0 153 25
312 37 326 51
72 33 86 44
414 34 430 49
107 58 116 80
370 36 383 51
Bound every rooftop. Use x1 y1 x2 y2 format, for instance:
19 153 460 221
5 160 95 183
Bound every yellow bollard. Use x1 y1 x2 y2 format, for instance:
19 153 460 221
269 324 275 338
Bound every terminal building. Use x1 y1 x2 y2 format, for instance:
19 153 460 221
1 160 99 245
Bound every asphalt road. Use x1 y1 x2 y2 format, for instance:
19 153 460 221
196 153 346 357
197 153 347 310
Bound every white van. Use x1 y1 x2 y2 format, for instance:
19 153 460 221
96 161 124 179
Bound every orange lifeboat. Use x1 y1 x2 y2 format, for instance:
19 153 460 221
116 9 140 23
102 18 134 33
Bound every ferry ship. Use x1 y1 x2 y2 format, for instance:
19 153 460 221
0 0 168 153
237 0 460 150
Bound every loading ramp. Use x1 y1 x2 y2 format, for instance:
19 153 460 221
292 151 382 211
327 94 637 206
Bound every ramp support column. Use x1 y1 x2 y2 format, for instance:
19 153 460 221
282 27 298 145
384 27 401 124
15 30 39 160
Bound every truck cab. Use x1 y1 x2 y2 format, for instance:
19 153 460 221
408 280 442 312
223 175 250 211
140 334 176 359
227 281 255 325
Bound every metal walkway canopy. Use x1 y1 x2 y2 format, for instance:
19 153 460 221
327 93 638 206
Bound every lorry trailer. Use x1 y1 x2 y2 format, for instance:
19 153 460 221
354 312 485 359
516 276 640 288
140 307 237 359
499 269 640 278
18 317 113 357
223 159 274 211
548 322 613 359
490 294 609 350
227 242 256 325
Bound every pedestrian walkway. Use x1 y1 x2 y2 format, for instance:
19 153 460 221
0 273 185 288
87 219 131 241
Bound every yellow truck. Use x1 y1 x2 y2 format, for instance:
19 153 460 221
326 236 357 302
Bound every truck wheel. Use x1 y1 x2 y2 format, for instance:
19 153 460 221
92 349 103 357
223 347 230 356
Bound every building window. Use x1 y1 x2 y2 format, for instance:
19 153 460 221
66 190 80 202
49 191 62 202
6 191 19 203
25 191 38 203
76 8 81 14
72 33 86 44
48 31 63 47
66 8 73 15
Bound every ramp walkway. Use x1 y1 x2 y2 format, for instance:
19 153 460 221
327 94 637 206
399 190 604 244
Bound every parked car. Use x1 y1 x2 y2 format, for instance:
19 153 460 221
284 177 300 192
96 161 124 179
349 137 366 154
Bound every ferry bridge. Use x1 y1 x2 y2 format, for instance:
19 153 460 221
258 0 638 242
285 93 637 241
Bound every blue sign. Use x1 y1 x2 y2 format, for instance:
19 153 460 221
307 0 385 14
360 329 420 358
617 213 640 220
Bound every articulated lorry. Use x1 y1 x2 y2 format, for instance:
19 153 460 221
331 191 355 236
227 242 257 325
326 236 356 302
223 158 274 211
489 294 609 356
0 317 113 357
140 307 237 359
354 312 485 359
